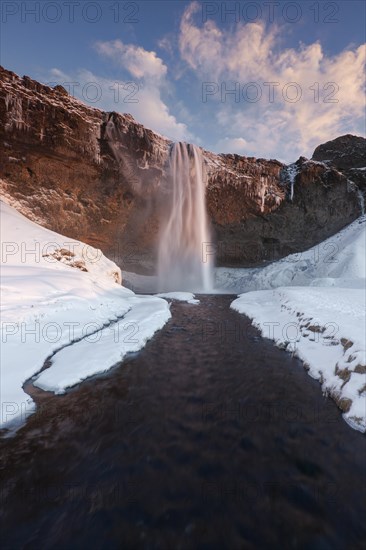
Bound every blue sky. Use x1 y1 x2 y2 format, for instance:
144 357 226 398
1 1 365 161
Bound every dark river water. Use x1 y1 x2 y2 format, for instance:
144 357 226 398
1 295 365 549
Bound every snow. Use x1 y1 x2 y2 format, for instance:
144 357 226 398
156 291 200 304
217 217 366 293
33 295 170 394
0 201 171 432
231 216 366 432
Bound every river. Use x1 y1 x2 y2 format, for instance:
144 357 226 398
1 295 365 548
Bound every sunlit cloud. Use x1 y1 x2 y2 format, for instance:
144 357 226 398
179 1 366 161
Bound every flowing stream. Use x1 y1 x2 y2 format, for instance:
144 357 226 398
1 144 365 548
1 296 365 548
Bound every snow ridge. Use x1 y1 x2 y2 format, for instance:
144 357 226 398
230 216 366 432
0 201 171 432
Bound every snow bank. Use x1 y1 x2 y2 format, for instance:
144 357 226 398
1 195 122 284
34 296 170 394
231 216 366 432
218 216 366 293
156 292 200 304
232 288 366 432
0 201 171 432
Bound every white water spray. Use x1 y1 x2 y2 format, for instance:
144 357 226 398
157 142 214 292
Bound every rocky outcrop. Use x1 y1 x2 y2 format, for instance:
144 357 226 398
209 155 364 266
312 134 366 170
0 65 365 271
0 66 170 271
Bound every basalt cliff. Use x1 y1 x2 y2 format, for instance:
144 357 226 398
1 66 365 272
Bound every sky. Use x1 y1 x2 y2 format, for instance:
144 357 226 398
1 0 365 162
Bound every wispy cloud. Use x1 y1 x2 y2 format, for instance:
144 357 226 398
43 40 195 142
94 39 196 142
215 137 248 154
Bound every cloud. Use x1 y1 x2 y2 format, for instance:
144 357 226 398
180 2 278 80
42 66 192 143
157 36 175 57
94 39 167 82
216 137 248 154
93 39 195 142
40 6 365 161
179 1 366 161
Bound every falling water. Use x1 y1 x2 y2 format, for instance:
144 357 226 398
157 142 214 292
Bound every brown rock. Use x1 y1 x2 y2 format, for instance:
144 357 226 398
0 65 364 271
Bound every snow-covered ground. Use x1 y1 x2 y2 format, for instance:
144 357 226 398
0 201 171 432
156 292 200 304
231 216 366 432
218 216 366 293
2 197 364 434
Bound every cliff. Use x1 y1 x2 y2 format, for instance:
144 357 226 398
1 65 365 270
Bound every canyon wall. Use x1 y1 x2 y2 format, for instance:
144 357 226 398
1 66 365 271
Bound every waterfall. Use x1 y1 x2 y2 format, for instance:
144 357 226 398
157 142 214 292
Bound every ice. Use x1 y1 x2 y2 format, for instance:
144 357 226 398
283 162 299 200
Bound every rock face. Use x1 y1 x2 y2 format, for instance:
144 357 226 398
0 66 169 272
312 134 366 170
0 65 365 271
209 156 364 266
